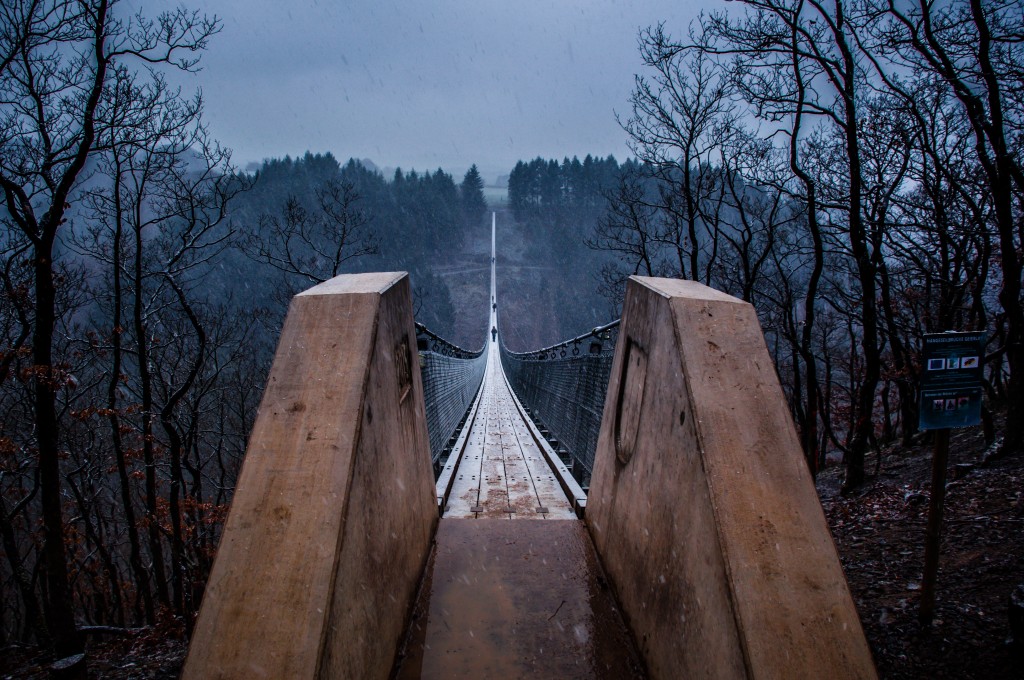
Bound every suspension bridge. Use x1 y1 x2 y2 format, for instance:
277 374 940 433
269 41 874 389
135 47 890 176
181 215 877 678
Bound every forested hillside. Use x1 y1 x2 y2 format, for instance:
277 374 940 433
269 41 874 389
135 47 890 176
224 152 488 342
2 0 1023 675
585 8 1024 495
0 131 505 638
497 155 623 349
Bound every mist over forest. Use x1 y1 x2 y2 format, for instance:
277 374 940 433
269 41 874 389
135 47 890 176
2 0 1023 676
213 150 624 352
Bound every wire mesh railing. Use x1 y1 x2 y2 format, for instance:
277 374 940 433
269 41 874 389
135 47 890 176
416 323 487 469
499 320 619 488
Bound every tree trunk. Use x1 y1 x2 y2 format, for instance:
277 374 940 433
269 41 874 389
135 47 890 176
835 2 878 491
133 224 169 609
788 22 824 477
108 163 155 625
65 472 123 627
0 488 49 644
159 276 207 632
33 232 82 656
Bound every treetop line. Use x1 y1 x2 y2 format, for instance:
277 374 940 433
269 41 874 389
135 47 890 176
1 0 1021 668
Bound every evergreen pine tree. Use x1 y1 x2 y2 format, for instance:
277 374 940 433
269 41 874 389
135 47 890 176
460 164 487 228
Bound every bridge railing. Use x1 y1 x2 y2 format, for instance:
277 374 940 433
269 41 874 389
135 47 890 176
499 320 619 487
416 323 487 468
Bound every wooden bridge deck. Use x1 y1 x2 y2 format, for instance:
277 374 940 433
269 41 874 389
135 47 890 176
394 519 645 679
442 345 576 519
442 212 575 520
393 214 640 677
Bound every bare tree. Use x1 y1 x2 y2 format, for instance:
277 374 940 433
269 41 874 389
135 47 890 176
587 165 660 281
690 0 883 489
713 130 795 304
860 0 1024 454
619 31 736 283
0 0 219 655
245 178 379 296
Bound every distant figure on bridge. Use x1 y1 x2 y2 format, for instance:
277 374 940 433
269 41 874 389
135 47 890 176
491 326 497 342
492 302 497 311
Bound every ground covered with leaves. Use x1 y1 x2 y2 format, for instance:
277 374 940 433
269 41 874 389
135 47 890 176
819 421 1024 678
3 427 1023 678
0 619 186 680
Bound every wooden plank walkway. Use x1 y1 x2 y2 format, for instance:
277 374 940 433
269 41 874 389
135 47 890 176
394 520 645 679
393 215 644 678
442 212 574 520
443 346 575 519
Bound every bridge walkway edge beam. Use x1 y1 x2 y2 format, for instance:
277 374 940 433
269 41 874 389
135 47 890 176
434 373 486 515
182 272 437 680
586 275 877 679
497 357 588 517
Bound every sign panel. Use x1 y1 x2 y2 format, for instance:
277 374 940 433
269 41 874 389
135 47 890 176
919 332 985 430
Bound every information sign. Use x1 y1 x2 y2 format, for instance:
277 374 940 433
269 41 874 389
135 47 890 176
918 332 985 430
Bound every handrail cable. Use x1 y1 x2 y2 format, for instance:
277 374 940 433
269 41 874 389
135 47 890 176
415 323 487 468
498 319 620 488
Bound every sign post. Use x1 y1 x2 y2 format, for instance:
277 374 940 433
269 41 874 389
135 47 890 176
917 331 985 626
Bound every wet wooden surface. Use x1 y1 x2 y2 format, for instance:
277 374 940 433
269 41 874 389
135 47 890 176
182 273 437 680
443 346 575 519
394 519 646 679
392 218 642 677
587 276 877 679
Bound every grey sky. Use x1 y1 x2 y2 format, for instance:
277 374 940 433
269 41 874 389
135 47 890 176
142 0 707 181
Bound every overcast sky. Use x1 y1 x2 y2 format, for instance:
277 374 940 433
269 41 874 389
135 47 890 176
137 0 710 182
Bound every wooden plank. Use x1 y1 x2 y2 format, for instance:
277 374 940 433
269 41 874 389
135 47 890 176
499 364 587 515
182 272 437 680
443 347 574 519
586 276 876 680
434 376 485 513
507 417 575 518
394 519 645 679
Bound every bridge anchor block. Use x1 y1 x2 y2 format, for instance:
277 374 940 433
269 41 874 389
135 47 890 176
587 276 876 679
182 272 437 680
